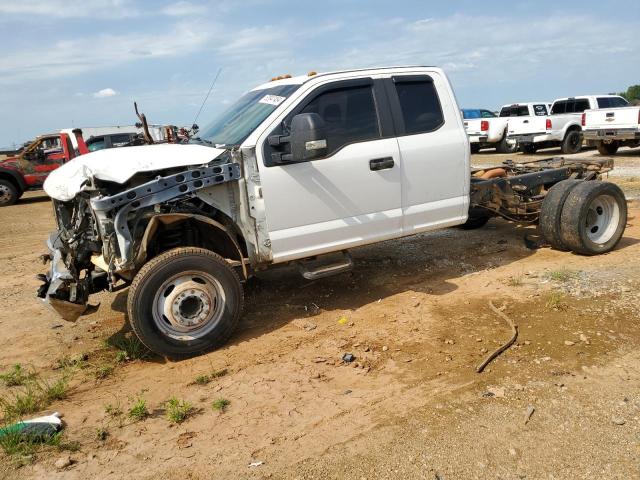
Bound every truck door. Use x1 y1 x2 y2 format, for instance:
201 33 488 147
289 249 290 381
258 78 402 263
383 74 469 234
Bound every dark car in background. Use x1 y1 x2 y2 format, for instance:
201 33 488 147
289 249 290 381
86 132 141 152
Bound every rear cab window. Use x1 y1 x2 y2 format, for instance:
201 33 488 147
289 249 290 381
597 96 629 109
533 104 548 116
499 105 530 117
390 76 444 135
551 99 590 114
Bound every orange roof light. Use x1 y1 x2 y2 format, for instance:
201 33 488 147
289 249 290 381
308 71 317 76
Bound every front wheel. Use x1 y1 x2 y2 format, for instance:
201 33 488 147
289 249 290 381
596 141 619 156
561 130 583 154
0 179 19 207
127 247 244 359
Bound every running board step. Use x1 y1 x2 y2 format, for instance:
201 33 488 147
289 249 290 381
297 251 354 280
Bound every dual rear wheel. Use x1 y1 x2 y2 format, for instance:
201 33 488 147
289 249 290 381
540 180 627 255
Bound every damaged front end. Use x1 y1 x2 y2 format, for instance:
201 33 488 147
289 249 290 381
37 195 107 321
37 150 242 322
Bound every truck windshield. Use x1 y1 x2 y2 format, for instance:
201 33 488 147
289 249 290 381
197 84 300 146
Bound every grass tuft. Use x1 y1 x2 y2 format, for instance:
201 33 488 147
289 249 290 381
94 364 114 380
106 333 150 361
545 291 568 311
0 364 36 387
127 395 149 421
548 269 576 283
211 398 230 413
165 397 193 424
193 368 229 386
0 387 41 419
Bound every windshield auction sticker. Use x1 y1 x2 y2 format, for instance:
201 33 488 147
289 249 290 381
259 95 286 106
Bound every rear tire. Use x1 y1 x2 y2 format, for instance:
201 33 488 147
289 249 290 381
559 181 627 255
539 179 582 250
496 133 517 154
127 247 244 359
561 130 583 154
596 141 619 156
520 144 537 154
0 179 19 207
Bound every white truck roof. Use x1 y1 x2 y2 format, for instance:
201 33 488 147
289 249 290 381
251 66 436 91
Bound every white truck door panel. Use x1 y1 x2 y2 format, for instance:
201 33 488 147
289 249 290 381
257 80 402 263
385 73 469 234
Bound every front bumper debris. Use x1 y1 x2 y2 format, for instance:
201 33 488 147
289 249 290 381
36 233 88 322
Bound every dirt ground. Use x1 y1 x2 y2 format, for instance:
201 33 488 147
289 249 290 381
1 146 639 479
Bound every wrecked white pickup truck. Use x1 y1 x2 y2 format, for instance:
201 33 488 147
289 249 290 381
38 67 628 358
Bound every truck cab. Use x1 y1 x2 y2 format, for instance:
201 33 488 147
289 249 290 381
0 131 88 206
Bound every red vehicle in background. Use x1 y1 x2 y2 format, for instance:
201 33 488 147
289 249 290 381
0 129 88 206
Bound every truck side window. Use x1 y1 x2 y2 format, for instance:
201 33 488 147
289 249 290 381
394 81 444 134
551 101 567 114
300 85 380 155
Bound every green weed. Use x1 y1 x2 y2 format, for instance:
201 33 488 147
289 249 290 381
165 397 193 424
211 398 230 413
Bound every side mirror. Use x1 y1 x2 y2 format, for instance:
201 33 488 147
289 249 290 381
289 113 328 162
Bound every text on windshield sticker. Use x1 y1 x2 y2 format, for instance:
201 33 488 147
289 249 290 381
259 95 286 106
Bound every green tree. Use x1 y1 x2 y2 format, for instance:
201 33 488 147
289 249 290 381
618 85 640 104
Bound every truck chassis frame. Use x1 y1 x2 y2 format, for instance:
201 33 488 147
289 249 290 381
469 156 612 223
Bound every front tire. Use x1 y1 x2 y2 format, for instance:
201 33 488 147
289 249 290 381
0 179 19 207
561 130 583 154
596 141 619 156
127 247 244 359
559 181 627 255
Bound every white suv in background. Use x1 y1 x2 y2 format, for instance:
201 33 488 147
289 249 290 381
508 95 629 154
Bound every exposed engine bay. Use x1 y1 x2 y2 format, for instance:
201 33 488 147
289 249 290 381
37 152 242 321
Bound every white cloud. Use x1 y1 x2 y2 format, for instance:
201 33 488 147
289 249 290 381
161 1 207 16
0 21 213 84
93 88 118 98
0 0 138 18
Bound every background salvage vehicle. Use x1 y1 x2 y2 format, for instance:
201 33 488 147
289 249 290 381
582 104 640 155
508 95 629 154
463 103 550 154
37 67 628 358
0 130 88 206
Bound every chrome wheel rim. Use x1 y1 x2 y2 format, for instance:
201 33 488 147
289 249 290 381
152 271 225 341
584 194 619 245
0 185 12 204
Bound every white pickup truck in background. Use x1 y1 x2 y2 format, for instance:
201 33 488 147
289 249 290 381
583 105 640 155
507 95 629 154
37 66 628 358
462 103 549 154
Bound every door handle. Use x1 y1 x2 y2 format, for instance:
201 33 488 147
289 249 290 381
369 157 394 171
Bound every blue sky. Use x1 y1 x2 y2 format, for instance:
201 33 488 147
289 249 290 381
0 0 639 148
